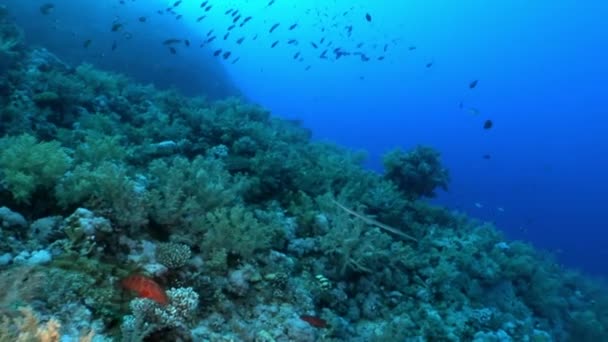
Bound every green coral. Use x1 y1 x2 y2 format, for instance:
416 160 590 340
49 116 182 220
0 134 71 203
319 200 413 277
147 154 249 227
31 91 61 107
54 161 148 228
43 264 126 325
199 205 282 263
74 63 129 95
382 145 450 198
72 131 128 165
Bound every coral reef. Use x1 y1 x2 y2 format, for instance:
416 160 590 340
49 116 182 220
0 11 607 341
382 145 450 199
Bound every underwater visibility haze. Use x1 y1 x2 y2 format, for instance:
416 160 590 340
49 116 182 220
0 0 607 340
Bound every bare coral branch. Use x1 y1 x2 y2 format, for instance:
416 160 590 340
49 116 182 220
332 200 418 242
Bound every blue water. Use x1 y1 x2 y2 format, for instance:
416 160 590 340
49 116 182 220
227 0 608 276
7 0 607 275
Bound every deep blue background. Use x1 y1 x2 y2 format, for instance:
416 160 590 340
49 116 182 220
5 0 608 275
225 0 608 275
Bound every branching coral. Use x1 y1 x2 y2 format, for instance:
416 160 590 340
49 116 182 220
320 207 393 276
156 242 191 269
0 134 71 203
121 287 198 340
382 145 449 199
199 205 281 262
147 155 248 228
55 161 148 228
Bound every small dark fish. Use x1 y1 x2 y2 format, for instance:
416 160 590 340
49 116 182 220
173 0 182 7
320 50 328 59
224 32 230 40
293 52 300 59
426 62 433 68
231 57 240 64
233 15 241 23
232 10 239 17
236 37 245 44
205 5 212 12
175 14 183 20
207 36 216 43
383 44 388 52
83 39 92 48
345 25 353 35
213 49 222 56
225 9 233 15
311 42 318 49
40 3 55 15
200 1 208 8
334 49 350 59
241 16 252 25
197 15 206 22
111 40 117 51
267 0 275 7
482 154 492 160
288 39 297 45
184 40 190 47
360 54 370 62
305 65 311 71
356 42 364 48
408 46 417 51
228 24 236 31
138 16 147 22
206 30 214 37
223 51 231 59
111 22 123 32
483 119 493 130
365 13 372 22
320 37 325 44
271 40 279 48
469 80 478 89
269 23 280 33
289 23 297 30
163 39 181 45
252 34 258 40
377 56 385 60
